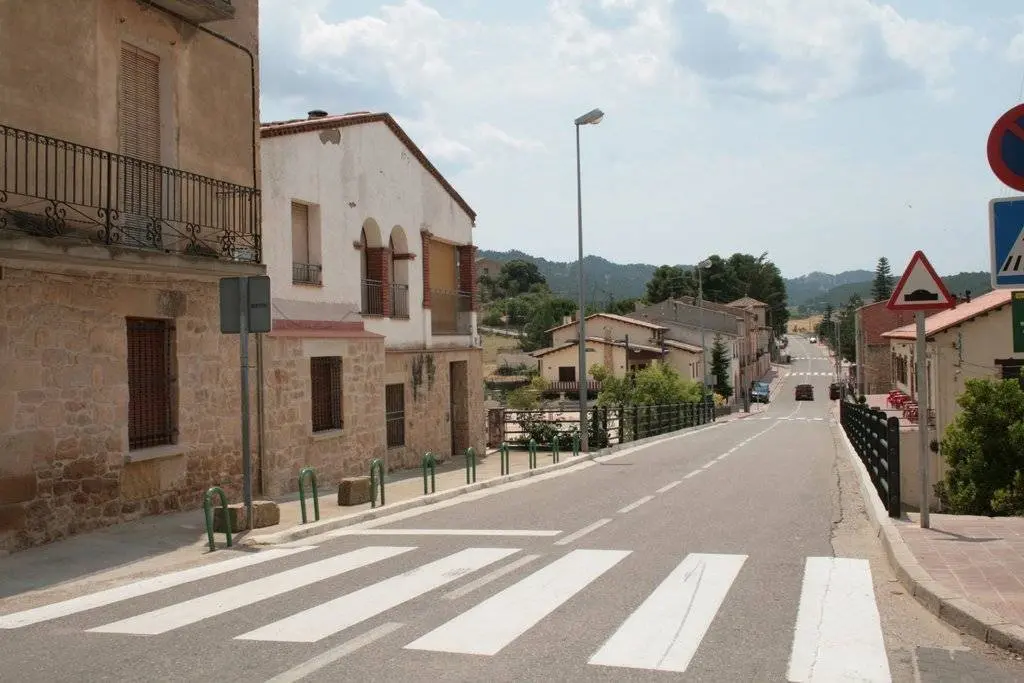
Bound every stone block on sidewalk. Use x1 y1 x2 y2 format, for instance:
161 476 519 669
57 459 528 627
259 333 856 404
213 500 280 532
338 477 371 506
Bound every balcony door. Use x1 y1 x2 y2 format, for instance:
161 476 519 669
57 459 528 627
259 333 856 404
118 44 163 248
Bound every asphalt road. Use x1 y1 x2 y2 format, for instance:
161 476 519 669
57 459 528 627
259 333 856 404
1 336 1023 682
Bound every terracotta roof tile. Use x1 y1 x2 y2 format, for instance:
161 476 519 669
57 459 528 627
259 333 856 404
260 112 476 224
545 312 668 334
881 289 1011 340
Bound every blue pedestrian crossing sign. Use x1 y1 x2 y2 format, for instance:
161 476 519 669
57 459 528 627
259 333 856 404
989 197 1024 288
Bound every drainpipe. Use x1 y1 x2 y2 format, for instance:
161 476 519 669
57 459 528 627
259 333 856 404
138 1 259 190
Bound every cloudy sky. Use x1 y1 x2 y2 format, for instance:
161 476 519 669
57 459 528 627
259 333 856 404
259 0 1024 278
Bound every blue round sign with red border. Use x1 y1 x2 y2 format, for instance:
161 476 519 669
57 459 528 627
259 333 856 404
988 103 1024 192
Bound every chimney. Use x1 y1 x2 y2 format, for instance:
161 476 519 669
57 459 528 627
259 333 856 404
308 109 329 119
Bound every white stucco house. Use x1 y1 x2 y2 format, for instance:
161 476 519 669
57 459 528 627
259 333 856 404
257 110 486 482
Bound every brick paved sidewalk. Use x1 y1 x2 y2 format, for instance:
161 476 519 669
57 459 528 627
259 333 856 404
897 513 1024 628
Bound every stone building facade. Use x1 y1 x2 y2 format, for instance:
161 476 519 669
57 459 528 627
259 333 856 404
0 0 262 553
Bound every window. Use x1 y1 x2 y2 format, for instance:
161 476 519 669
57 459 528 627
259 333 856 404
126 318 176 450
558 366 576 382
119 45 162 245
385 383 405 448
310 356 343 432
291 202 322 285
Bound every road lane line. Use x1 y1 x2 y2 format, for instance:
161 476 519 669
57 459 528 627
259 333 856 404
683 471 701 479
656 481 682 494
0 547 315 629
554 519 611 546
589 553 747 673
328 529 561 537
701 461 716 470
235 548 519 643
617 495 654 514
787 557 891 683
445 554 542 601
406 549 630 656
263 622 403 683
89 546 415 635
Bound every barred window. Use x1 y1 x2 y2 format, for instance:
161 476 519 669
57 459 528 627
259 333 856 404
385 383 405 448
311 356 343 432
126 318 176 450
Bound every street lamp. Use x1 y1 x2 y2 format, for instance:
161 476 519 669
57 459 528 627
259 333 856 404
696 259 712 399
575 107 603 454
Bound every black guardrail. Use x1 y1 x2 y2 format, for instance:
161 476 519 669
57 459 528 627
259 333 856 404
839 399 901 518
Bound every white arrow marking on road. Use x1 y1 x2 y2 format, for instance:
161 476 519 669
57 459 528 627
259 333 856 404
405 549 631 656
787 557 891 683
88 546 415 635
235 547 519 643
588 553 747 673
0 546 315 629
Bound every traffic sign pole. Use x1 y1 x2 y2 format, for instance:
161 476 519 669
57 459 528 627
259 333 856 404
239 282 254 531
915 311 930 529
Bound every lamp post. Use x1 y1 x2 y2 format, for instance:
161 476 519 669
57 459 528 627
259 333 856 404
574 107 604 454
696 259 712 400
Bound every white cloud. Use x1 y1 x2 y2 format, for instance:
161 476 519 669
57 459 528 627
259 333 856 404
1007 29 1024 63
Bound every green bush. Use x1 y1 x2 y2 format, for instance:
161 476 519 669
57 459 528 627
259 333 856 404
939 378 1024 516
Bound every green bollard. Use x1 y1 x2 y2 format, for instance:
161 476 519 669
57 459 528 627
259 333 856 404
573 433 580 457
552 434 560 464
465 447 477 484
370 458 385 508
528 438 537 469
203 486 232 551
422 452 436 494
298 467 320 524
500 442 510 475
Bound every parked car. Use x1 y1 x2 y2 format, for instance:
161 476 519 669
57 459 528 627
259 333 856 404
795 384 814 401
750 381 771 403
808 336 817 344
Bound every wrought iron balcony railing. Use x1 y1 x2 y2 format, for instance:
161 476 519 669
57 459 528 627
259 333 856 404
292 262 322 285
390 282 409 319
0 124 261 263
362 278 384 316
431 289 472 335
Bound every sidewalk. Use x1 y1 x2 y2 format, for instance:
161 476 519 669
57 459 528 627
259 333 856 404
835 402 1024 653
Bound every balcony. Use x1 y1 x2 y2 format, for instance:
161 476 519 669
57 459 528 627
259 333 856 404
292 262 322 285
146 0 235 23
362 278 384 316
0 124 260 264
431 289 472 336
390 282 409 319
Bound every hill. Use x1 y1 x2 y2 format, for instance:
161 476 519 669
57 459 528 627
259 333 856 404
476 249 989 312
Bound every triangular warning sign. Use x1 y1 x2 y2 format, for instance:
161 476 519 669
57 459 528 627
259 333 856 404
887 250 955 311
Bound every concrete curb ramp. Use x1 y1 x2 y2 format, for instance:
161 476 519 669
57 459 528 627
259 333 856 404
836 408 1024 654
244 422 722 546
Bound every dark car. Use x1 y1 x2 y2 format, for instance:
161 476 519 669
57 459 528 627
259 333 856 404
750 381 771 403
795 384 814 401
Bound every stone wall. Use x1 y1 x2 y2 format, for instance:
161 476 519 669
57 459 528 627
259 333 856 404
384 347 485 469
259 334 386 494
0 265 249 554
861 343 892 395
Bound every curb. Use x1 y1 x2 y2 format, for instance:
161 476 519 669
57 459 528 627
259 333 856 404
244 421 725 546
835 407 1024 654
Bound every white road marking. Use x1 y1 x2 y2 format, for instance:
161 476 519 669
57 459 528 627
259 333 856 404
235 548 518 643
617 496 654 514
589 553 747 673
88 546 414 635
701 461 716 470
0 547 314 629
328 529 561 537
263 622 403 683
405 549 630 656
683 470 702 479
554 519 611 546
444 554 542 601
787 557 891 683
656 481 682 494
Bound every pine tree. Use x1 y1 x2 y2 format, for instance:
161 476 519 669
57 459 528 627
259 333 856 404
871 257 894 302
710 335 733 399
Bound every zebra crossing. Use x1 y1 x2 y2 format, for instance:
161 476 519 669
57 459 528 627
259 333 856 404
751 416 827 422
0 543 892 680
787 371 833 376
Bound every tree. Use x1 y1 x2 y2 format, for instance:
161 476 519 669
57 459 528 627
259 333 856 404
644 265 688 303
938 378 1024 515
836 295 861 362
595 362 702 407
496 259 546 298
709 335 732 399
871 257 894 302
520 294 577 352
816 304 834 342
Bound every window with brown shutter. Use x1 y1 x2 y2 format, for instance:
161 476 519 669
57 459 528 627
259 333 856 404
385 383 405 448
126 318 176 450
118 44 162 245
311 356 343 432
